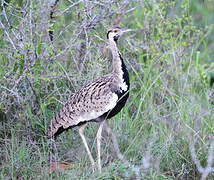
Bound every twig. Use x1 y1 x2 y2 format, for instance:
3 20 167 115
26 76 40 111
59 0 83 15
0 21 17 50
0 85 21 100
49 0 60 42
104 121 152 179
189 138 214 180
104 121 131 167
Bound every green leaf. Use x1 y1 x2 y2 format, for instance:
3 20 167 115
37 42 43 55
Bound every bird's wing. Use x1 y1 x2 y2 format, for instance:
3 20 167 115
47 75 118 138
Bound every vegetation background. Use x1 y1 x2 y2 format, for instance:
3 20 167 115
0 0 213 179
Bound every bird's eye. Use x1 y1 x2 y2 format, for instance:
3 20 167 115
114 30 118 33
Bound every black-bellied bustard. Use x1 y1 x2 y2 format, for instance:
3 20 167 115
47 27 131 172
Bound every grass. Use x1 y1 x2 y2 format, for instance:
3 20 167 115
0 0 214 179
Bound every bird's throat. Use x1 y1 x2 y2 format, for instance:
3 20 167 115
109 39 130 92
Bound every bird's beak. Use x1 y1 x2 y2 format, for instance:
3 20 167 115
122 29 133 34
120 29 133 36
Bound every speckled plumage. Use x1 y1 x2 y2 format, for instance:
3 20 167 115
48 75 128 138
47 28 130 140
48 71 129 138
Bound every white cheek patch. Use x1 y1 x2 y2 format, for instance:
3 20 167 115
109 33 116 40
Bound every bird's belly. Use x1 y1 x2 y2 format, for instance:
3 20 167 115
96 91 129 120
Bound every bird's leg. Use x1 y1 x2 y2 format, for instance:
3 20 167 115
79 124 95 169
96 120 105 173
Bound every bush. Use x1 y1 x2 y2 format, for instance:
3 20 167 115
0 0 213 179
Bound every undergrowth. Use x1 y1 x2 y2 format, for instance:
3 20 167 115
0 0 213 179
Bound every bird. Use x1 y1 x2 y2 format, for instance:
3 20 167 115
47 27 131 172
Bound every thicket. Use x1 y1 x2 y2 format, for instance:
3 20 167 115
0 0 213 179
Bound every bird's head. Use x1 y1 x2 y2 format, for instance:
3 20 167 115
107 27 132 42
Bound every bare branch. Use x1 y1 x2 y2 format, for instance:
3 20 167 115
0 21 17 50
189 138 214 180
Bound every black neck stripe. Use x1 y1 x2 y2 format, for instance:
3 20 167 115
119 53 130 88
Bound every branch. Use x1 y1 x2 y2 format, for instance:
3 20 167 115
49 0 60 42
189 138 214 180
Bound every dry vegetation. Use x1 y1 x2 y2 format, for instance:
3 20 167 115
0 0 214 179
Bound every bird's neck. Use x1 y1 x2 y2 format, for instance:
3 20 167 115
109 39 129 90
